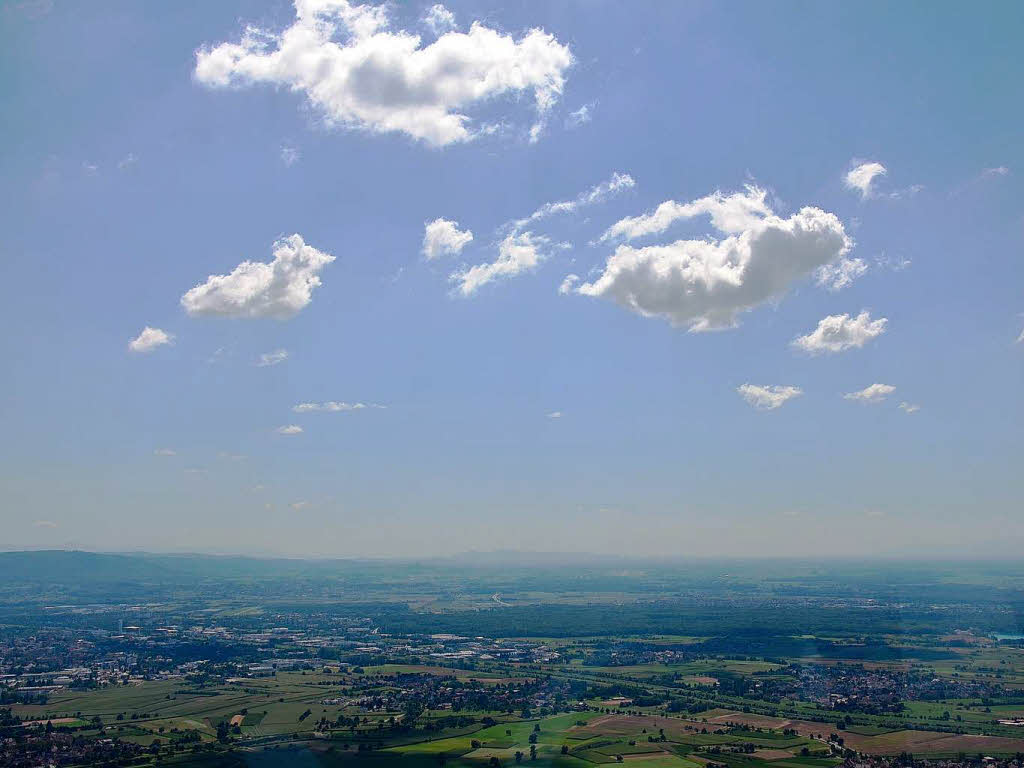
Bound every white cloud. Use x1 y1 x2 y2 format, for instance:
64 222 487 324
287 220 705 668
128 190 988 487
898 401 920 414
117 152 138 170
436 171 628 296
951 167 1009 197
792 311 887 355
875 252 912 272
546 411 562 419
292 401 384 412
195 0 573 146
422 4 456 35
816 256 868 292
527 118 545 144
153 448 177 456
82 161 99 175
578 186 851 330
33 520 58 529
6 0 53 19
737 384 802 410
843 383 895 403
290 500 311 511
844 161 887 199
565 102 593 129
511 171 635 231
887 183 924 200
599 185 772 243
276 424 304 434
256 349 289 367
423 218 473 260
181 234 334 318
451 231 561 296
129 326 174 353
281 145 300 166
844 163 918 201
558 273 580 295
1017 326 1024 344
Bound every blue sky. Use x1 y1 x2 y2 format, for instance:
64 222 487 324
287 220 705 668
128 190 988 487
1 0 1021 557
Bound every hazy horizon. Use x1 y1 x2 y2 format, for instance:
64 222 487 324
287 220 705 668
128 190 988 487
3 543 1023 563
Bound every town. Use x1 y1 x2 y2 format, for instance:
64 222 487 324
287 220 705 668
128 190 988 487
4 554 1024 768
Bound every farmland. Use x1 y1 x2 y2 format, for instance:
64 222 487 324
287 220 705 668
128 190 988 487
8 653 1024 767
3 553 1024 767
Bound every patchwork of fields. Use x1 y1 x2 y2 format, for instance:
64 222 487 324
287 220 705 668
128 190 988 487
15 669 1024 768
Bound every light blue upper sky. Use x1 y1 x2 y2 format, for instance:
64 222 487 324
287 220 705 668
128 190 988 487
1 0 1021 557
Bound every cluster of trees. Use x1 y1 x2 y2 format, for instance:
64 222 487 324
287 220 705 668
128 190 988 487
489 744 539 768
0 688 48 705
666 698 714 714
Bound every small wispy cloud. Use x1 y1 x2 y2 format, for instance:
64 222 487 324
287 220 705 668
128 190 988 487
280 145 300 167
565 103 594 129
129 326 174 353
527 116 548 145
451 232 567 297
276 424 304 435
5 0 54 19
256 349 288 367
898 402 920 414
558 274 580 295
509 171 635 232
33 520 58 529
950 166 1011 197
292 401 385 413
875 252 912 272
816 257 868 292
546 411 562 419
153 448 177 457
737 384 803 410
844 161 886 199
843 383 895 404
117 152 138 170
885 183 925 200
844 161 921 201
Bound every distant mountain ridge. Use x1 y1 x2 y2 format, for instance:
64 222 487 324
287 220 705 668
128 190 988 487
0 550 176 583
0 549 355 585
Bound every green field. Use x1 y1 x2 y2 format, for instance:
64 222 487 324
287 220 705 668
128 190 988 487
11 653 1024 768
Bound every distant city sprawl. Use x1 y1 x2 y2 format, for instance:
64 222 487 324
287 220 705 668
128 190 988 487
2 554 1024 767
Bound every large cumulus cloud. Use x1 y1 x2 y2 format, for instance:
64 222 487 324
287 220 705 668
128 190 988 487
195 0 573 146
577 187 852 330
